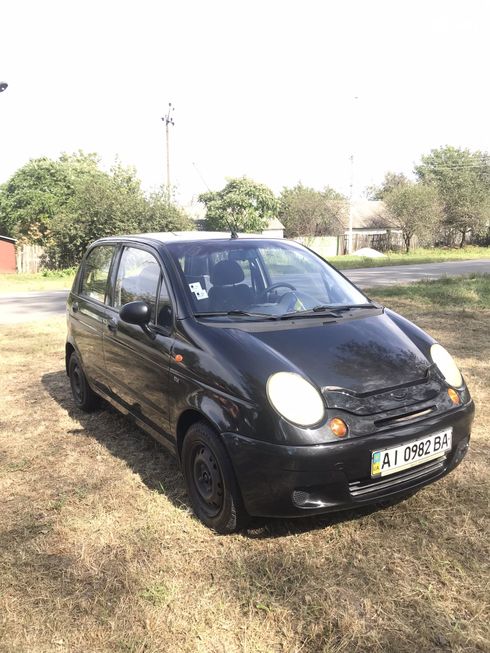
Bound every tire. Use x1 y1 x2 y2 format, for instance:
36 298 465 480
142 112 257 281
182 421 249 534
68 352 101 412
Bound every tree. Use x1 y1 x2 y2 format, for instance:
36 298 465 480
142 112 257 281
383 183 442 252
0 152 192 268
278 183 346 238
46 174 192 268
415 146 490 246
199 177 277 233
365 172 410 200
0 152 102 243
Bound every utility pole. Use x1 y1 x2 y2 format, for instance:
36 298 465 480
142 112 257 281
347 96 359 254
348 153 354 254
161 103 174 203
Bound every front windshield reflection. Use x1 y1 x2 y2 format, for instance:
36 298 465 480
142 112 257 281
167 239 370 319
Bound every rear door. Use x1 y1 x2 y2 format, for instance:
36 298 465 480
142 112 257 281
69 244 117 392
102 245 174 434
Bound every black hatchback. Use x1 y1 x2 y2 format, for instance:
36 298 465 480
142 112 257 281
66 233 474 532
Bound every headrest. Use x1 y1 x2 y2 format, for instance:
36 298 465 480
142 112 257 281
210 259 245 286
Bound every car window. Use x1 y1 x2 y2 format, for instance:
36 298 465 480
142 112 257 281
114 247 161 322
167 240 369 317
80 245 115 303
157 275 173 329
260 247 328 303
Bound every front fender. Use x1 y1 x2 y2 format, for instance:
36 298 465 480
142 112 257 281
169 368 261 439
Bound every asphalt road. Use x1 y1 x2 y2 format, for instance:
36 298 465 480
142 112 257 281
344 258 490 288
0 290 69 324
1 258 489 324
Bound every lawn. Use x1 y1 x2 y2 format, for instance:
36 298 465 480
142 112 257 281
327 245 490 269
0 269 76 294
0 277 489 652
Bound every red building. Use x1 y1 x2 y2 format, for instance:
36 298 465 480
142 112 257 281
0 235 16 273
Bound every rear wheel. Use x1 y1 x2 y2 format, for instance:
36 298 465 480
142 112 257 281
68 352 100 412
182 421 248 534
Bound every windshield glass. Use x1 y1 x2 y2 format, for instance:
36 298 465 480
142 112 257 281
166 239 370 318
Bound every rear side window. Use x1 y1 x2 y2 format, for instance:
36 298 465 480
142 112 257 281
80 246 115 303
114 247 161 322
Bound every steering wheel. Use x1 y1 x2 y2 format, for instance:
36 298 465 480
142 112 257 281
261 282 297 302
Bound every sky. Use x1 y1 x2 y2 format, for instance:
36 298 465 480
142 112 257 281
0 0 489 211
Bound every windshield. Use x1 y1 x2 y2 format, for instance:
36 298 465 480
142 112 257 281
166 239 370 318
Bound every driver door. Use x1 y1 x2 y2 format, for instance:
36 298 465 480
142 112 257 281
103 245 174 434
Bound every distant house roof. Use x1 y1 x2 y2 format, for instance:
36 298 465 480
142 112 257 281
263 217 284 230
349 201 387 229
0 235 16 244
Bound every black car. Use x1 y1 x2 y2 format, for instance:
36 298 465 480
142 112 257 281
66 233 474 533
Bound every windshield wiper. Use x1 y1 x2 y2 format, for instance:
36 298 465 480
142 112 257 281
312 303 378 312
194 310 278 320
279 303 379 320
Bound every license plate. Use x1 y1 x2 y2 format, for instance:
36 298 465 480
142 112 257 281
371 429 452 478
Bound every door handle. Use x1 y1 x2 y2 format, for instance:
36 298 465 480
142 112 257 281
72 301 79 313
107 318 118 332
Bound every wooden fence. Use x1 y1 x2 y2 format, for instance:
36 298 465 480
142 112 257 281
16 244 45 273
340 232 419 254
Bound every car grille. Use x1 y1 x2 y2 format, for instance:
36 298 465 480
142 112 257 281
348 456 446 498
373 405 436 428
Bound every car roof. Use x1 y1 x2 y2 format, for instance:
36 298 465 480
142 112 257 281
94 231 290 246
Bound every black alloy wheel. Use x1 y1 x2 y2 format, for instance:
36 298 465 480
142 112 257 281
182 421 248 534
68 352 100 412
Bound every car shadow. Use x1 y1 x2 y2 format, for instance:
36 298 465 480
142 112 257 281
41 369 189 509
41 369 413 538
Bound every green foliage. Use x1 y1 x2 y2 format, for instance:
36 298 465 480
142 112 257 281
199 177 277 233
415 146 490 246
40 267 77 279
0 153 192 268
383 183 442 252
0 155 84 241
278 183 346 238
366 172 410 200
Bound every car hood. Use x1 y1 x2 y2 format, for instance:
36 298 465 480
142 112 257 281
227 312 431 395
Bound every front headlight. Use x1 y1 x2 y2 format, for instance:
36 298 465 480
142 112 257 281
266 372 325 427
430 343 463 388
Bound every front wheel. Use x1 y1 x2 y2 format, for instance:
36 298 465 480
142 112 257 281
68 352 100 412
182 422 248 534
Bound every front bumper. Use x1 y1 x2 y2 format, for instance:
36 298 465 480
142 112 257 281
222 401 475 518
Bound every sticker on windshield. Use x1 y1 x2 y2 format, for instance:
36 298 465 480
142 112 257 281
189 282 208 300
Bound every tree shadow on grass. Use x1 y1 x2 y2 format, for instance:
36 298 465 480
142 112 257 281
41 369 414 538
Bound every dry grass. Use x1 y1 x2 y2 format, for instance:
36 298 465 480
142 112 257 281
1 289 489 652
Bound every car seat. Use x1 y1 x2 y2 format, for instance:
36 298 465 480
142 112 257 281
208 260 253 311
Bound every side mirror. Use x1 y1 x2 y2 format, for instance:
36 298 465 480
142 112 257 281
120 301 151 326
120 301 156 339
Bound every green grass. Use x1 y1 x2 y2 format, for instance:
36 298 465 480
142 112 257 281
325 245 490 269
368 273 490 309
0 268 76 293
